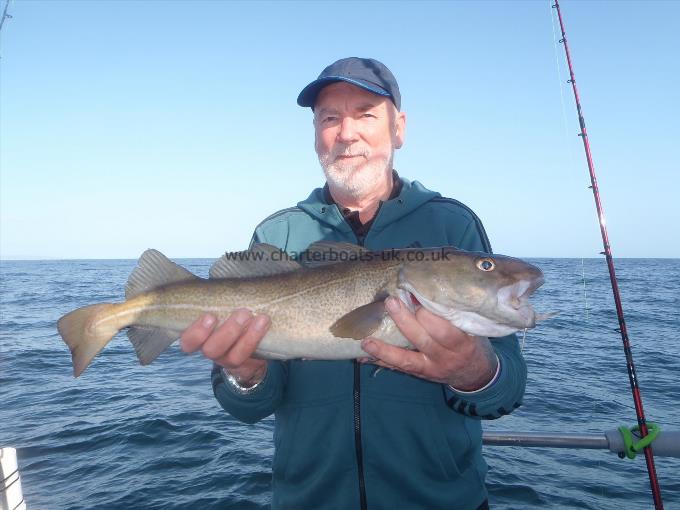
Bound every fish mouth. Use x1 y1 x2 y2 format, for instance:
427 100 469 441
498 276 544 326
396 288 419 312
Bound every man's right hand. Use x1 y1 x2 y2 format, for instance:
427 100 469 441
180 309 270 387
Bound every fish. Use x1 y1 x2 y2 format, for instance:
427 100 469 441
57 241 547 377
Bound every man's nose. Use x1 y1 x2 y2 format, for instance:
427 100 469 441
337 117 359 144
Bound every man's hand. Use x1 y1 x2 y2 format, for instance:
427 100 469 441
180 309 269 387
360 297 498 391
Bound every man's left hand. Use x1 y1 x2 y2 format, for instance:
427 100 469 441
360 297 498 391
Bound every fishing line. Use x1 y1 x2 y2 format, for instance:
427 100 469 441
581 258 589 321
0 0 12 33
549 0 590 236
549 2 572 143
551 2 591 338
551 1 664 508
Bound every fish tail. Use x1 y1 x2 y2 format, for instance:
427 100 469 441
57 303 121 377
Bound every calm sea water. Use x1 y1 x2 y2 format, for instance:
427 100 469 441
1 258 678 509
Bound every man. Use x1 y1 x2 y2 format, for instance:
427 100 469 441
181 57 527 510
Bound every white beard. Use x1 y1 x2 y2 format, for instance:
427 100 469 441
318 145 393 199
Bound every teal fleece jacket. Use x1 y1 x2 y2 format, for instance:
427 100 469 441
212 176 527 510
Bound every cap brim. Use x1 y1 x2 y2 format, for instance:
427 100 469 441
297 76 391 108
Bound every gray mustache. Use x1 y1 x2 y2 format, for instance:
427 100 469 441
330 146 369 159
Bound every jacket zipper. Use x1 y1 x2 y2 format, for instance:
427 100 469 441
352 231 369 509
353 359 367 509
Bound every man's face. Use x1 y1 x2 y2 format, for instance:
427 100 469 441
313 82 406 197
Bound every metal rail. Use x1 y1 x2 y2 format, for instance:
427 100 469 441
483 430 680 458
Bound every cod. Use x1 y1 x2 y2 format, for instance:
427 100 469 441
57 241 546 377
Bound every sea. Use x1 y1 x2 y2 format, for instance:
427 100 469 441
1 257 678 509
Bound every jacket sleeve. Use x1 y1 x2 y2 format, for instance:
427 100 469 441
445 213 528 418
210 225 289 424
443 333 527 419
211 361 287 424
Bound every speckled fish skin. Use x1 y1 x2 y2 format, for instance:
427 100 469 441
57 245 545 377
123 257 405 359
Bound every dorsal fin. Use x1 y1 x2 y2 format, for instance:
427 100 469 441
302 241 370 268
125 249 198 299
209 243 301 279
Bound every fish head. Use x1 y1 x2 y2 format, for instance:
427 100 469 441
397 248 545 337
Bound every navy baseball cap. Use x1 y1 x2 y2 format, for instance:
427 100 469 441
297 57 401 110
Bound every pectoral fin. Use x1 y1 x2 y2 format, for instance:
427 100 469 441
329 300 387 340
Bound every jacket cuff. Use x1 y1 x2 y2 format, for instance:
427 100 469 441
220 366 268 395
211 361 286 424
443 336 526 419
448 353 501 394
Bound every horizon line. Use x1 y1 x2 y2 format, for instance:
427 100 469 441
2 255 679 262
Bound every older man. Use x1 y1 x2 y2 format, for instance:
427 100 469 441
181 57 526 510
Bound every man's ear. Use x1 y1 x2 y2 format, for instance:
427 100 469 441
394 110 406 149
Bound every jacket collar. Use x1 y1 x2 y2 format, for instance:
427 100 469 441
297 173 440 234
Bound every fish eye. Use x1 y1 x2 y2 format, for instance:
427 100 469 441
476 258 496 272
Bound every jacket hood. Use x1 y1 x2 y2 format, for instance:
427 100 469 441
297 176 440 234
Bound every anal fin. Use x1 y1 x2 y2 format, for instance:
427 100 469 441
127 326 180 365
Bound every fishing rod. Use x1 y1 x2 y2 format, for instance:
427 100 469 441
551 1 664 508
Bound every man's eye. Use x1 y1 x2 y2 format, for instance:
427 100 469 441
362 113 375 118
323 116 337 123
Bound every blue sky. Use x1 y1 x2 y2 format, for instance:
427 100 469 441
1 1 678 259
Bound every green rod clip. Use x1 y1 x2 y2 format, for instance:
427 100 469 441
618 423 660 459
